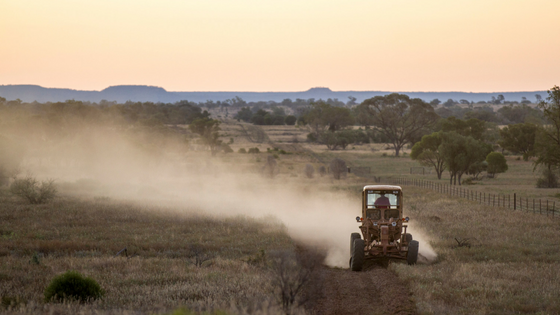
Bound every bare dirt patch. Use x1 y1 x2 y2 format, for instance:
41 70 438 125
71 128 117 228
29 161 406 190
305 263 417 315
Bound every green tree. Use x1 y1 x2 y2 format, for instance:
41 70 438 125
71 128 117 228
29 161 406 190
301 101 354 139
284 115 297 125
534 86 560 170
410 132 446 179
486 152 508 178
439 117 487 141
189 118 222 156
440 132 492 185
235 107 253 122
498 123 537 161
357 93 439 156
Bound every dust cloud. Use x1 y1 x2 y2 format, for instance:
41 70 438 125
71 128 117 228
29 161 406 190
4 117 435 267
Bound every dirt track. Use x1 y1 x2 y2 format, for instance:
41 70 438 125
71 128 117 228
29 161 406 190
305 263 417 315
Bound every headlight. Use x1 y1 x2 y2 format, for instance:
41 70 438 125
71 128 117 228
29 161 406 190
391 222 397 227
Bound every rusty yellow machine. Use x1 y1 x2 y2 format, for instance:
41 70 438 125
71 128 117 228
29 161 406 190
350 185 418 271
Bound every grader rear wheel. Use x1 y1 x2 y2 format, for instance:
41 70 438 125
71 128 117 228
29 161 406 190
407 240 419 265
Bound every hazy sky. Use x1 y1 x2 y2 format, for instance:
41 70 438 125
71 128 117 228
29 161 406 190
1 0 558 92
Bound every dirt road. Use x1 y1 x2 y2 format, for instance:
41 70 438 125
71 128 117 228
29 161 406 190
305 263 417 315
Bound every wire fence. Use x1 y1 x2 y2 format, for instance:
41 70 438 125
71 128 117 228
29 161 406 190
389 177 559 218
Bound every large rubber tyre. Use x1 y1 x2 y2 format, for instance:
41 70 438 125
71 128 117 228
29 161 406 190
405 233 413 243
407 240 419 265
350 233 361 255
350 239 365 271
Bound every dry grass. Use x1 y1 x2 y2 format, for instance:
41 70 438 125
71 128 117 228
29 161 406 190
391 186 560 314
0 193 295 314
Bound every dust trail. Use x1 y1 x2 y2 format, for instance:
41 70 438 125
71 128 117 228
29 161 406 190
406 227 438 264
6 119 437 267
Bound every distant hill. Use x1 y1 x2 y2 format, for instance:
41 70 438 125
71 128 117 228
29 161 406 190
0 84 548 104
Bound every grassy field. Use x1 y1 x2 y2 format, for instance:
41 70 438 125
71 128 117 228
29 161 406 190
392 186 560 314
1 121 559 314
0 190 296 314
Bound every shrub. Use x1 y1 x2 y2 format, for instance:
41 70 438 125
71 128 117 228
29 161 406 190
304 164 314 178
44 271 104 303
238 148 247 154
10 176 57 204
284 115 297 126
486 152 508 178
263 155 278 178
536 168 558 188
329 158 347 180
248 147 260 154
221 144 234 153
318 166 327 177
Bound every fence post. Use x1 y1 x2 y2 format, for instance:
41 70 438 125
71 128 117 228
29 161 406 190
514 193 516 210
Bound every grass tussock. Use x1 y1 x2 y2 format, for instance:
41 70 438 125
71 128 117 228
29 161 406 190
391 186 560 315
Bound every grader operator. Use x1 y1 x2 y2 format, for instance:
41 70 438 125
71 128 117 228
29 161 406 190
350 185 419 271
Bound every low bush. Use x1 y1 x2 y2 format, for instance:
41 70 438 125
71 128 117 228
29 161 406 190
238 148 247 154
248 147 260 154
10 176 57 204
536 168 558 188
44 270 104 303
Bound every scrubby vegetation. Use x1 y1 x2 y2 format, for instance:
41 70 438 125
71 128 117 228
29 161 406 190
44 270 104 302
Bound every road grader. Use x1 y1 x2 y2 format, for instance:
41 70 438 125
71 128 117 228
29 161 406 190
350 185 419 271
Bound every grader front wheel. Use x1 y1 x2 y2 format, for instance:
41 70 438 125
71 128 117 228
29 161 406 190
350 233 361 255
350 239 365 271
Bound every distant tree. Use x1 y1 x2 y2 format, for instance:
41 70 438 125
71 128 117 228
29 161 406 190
497 104 543 124
356 93 439 156
189 117 222 156
463 108 499 123
284 115 297 125
486 152 508 178
443 99 456 107
520 97 531 105
430 99 441 106
301 101 354 139
498 123 537 161
460 99 470 105
250 109 269 125
347 96 358 106
235 107 253 122
281 98 293 106
535 94 542 103
410 132 446 179
329 158 347 180
439 117 487 141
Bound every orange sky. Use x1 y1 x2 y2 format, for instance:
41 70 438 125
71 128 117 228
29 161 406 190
1 0 558 92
